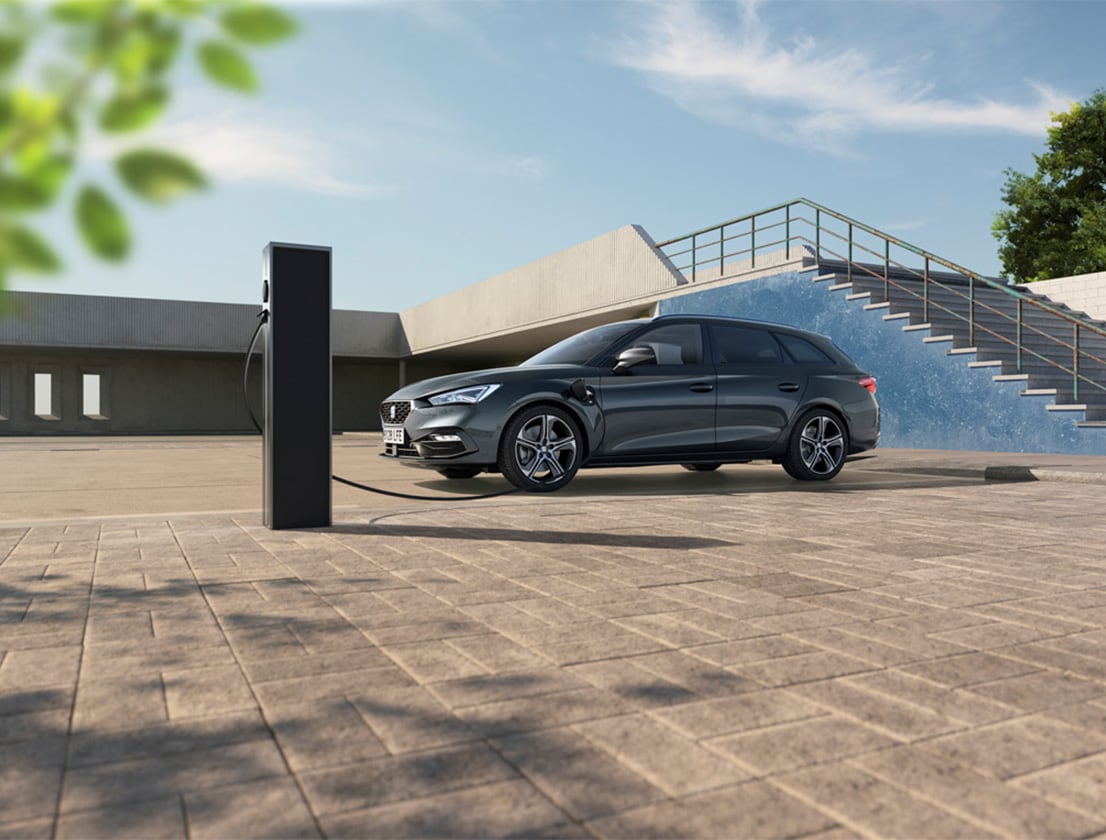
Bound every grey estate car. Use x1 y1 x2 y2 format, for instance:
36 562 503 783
380 315 879 492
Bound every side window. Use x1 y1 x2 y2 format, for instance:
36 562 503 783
776 333 835 365
710 325 781 364
627 323 704 366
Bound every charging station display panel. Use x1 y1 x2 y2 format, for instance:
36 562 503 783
263 243 332 529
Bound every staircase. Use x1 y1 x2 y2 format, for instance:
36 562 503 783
656 199 1106 429
818 263 1106 426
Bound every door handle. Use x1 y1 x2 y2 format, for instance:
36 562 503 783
777 382 801 393
689 383 714 393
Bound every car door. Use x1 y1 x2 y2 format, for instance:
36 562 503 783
597 322 716 457
710 323 808 452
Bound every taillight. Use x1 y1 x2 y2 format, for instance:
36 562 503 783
858 376 877 394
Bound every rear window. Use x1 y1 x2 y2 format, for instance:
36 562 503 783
776 333 835 365
710 324 781 364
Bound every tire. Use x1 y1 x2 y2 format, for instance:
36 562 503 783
782 409 848 481
498 405 581 492
681 463 721 472
436 467 481 480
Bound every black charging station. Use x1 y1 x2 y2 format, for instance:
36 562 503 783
262 242 332 529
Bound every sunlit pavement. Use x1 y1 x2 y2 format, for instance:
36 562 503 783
2 437 1106 837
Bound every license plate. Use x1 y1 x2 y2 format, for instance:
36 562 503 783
382 424 405 445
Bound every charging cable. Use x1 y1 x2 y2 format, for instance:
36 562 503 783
242 313 519 502
243 309 268 433
329 473 518 501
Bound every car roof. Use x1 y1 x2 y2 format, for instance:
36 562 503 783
647 313 830 341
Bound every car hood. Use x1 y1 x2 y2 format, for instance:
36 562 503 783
387 364 593 401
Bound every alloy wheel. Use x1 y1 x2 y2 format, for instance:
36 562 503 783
513 413 578 484
799 414 845 476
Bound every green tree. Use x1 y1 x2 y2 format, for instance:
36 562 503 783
0 0 297 294
992 89 1106 282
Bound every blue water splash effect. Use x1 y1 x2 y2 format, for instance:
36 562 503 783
658 270 1105 454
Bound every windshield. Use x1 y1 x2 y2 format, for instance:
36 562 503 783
522 322 640 366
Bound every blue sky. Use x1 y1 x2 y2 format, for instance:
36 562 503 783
14 0 1106 313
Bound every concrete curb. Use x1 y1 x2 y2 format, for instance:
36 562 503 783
984 465 1106 485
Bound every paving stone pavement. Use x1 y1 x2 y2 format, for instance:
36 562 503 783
3 462 1106 837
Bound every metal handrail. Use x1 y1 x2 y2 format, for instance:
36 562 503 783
655 198 1106 404
813 242 1106 396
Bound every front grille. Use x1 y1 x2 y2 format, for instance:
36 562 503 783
380 400 412 425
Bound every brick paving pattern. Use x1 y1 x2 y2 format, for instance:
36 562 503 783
3 474 1106 837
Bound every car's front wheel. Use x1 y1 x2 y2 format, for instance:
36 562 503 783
498 405 581 492
782 409 848 481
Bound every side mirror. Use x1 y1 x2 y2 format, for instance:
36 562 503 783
613 345 656 374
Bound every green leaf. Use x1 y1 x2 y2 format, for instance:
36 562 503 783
112 30 154 85
0 223 62 273
164 0 204 17
75 185 130 260
99 85 169 132
0 36 25 76
221 5 297 45
0 92 14 131
33 154 73 198
147 26 182 76
0 155 73 211
115 148 207 203
51 1 116 24
197 40 258 93
9 89 62 166
0 174 48 211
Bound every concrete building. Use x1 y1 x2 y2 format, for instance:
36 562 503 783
0 294 405 435
2 199 1104 453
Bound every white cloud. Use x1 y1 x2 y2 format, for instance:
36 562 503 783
493 154 549 179
88 96 382 199
145 107 381 198
611 0 1070 150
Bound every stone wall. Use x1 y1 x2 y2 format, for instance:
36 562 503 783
1029 271 1106 322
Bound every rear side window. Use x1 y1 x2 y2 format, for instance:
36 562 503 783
710 325 781 364
776 333 835 365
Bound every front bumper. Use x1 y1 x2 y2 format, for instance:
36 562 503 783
383 428 479 460
380 400 499 465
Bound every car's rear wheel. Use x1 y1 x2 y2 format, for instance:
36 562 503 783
782 409 848 481
681 463 721 472
498 405 580 492
436 466 481 479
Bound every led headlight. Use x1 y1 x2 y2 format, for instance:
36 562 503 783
426 384 500 406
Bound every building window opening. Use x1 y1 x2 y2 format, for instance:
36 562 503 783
0 367 9 421
83 373 106 419
34 372 58 420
